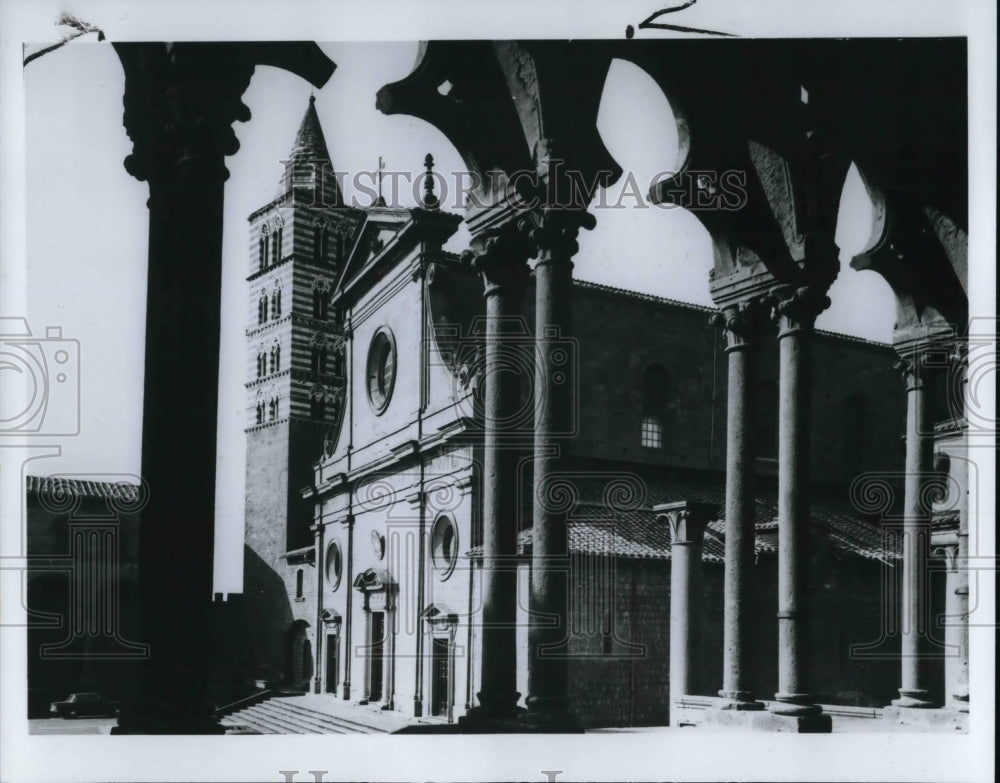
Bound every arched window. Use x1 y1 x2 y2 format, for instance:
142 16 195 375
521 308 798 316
313 283 328 319
640 364 670 449
314 223 328 261
269 397 278 421
276 226 283 263
258 293 268 325
271 286 282 319
255 401 264 424
258 235 266 271
295 569 304 599
311 335 328 374
843 393 869 473
310 386 326 420
257 349 266 379
754 380 779 459
262 227 270 267
271 227 279 265
270 343 281 374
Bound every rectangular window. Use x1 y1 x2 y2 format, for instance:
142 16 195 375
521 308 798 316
641 416 663 449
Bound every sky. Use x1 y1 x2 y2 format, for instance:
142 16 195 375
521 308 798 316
22 41 899 594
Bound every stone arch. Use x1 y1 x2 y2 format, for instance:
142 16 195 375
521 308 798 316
283 619 313 690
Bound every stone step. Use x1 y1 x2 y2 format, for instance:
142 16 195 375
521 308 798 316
227 708 309 735
222 696 393 735
253 701 362 734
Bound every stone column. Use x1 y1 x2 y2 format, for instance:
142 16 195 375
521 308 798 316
931 539 963 710
891 352 938 708
110 46 252 734
713 300 769 710
343 515 354 700
951 354 970 713
954 518 970 712
656 501 716 727
108 42 333 735
523 215 590 731
313 523 324 694
460 228 532 724
770 287 829 725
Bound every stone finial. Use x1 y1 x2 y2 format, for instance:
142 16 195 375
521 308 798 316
423 153 439 209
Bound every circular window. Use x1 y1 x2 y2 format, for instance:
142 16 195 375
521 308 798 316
371 530 386 561
366 328 396 414
326 540 343 590
431 515 459 578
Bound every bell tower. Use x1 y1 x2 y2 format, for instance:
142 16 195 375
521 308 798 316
243 96 360 674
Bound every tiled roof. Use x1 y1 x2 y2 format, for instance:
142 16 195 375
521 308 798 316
25 475 141 502
287 95 331 166
573 278 893 348
470 470 900 563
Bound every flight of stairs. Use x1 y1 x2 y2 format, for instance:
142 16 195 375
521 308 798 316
220 696 389 734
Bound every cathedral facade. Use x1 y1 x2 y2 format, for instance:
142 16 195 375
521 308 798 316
237 99 966 729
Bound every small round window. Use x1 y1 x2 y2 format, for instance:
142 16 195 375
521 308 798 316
326 540 343 591
366 328 396 414
431 515 458 578
371 530 386 561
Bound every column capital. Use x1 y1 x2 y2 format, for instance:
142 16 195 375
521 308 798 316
711 295 775 351
931 533 960 571
461 222 533 298
655 501 718 545
114 43 334 189
522 208 596 265
772 285 831 337
892 335 958 389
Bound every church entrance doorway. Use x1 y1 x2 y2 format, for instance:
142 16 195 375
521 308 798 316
325 633 339 694
430 637 449 717
369 611 385 702
284 620 313 691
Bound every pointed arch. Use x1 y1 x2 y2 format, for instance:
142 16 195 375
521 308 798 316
258 290 269 324
271 280 283 319
311 332 328 374
309 382 327 420
312 278 330 319
313 218 330 262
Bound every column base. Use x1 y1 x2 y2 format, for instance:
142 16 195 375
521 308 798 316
699 709 832 733
342 683 351 700
770 693 823 717
455 704 529 733
717 691 766 711
883 706 968 731
891 689 938 709
518 708 585 733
